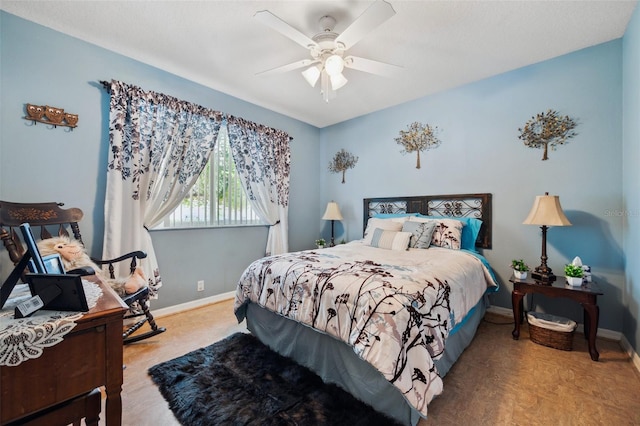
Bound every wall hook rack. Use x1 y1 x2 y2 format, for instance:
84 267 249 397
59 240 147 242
23 103 78 129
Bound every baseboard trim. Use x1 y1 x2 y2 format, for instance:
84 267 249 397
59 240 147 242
151 291 236 319
620 334 640 372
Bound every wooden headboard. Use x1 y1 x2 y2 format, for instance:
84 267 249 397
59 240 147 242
363 193 492 249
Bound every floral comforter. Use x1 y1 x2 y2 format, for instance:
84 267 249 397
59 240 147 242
234 242 496 417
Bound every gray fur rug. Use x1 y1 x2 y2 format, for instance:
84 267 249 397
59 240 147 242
148 332 402 425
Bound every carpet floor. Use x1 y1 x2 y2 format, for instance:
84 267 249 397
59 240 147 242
148 332 401 426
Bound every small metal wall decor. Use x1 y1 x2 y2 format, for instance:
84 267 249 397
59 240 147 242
24 103 79 129
518 109 577 161
395 121 441 169
328 148 358 184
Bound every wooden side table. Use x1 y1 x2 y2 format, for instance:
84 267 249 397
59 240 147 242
510 275 603 361
1 277 127 425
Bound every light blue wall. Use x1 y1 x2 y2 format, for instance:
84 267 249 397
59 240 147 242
321 40 624 333
0 12 321 309
623 5 640 352
1 10 637 350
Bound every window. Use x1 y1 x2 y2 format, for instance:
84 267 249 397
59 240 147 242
155 128 264 228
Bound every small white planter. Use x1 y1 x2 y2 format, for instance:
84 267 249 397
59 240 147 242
566 276 583 286
513 270 528 279
316 245 325 250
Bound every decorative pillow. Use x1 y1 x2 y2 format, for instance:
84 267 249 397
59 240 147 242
363 218 403 244
408 216 464 250
369 228 412 251
402 221 437 249
421 215 483 251
430 219 464 250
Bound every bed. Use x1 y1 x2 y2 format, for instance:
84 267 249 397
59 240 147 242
234 193 497 425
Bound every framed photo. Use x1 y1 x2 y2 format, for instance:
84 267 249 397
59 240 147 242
25 274 89 312
19 223 47 273
29 254 66 275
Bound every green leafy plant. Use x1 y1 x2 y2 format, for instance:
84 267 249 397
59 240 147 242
315 238 326 247
511 259 529 272
564 264 584 278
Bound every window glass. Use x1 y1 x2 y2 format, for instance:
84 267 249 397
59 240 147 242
155 128 264 229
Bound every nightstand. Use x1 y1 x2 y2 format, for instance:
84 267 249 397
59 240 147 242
1 277 127 425
510 275 603 361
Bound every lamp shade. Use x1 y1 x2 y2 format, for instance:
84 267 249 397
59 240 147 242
523 193 572 226
322 201 343 221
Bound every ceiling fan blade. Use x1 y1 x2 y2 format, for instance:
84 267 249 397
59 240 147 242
254 10 318 49
344 56 403 77
335 0 396 50
256 59 319 76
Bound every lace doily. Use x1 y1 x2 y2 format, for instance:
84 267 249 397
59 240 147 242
0 280 102 367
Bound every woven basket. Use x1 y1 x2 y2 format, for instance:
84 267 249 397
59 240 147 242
527 312 576 351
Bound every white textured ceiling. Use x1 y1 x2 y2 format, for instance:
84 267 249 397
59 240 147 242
1 1 637 128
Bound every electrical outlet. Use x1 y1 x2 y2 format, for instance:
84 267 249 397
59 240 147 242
197 280 205 292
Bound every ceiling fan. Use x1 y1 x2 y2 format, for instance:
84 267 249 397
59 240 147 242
254 0 402 103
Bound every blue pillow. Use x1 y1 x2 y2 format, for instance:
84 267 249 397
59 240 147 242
373 212 419 219
458 217 483 250
417 215 483 251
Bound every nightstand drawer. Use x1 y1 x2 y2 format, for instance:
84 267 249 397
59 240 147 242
1 323 106 423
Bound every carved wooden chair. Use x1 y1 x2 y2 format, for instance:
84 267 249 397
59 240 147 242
0 200 166 344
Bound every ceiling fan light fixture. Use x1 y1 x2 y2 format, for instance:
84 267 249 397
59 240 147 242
302 65 321 87
324 54 344 76
255 2 399 105
330 72 348 90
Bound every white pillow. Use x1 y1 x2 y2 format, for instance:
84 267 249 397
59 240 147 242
363 218 403 244
408 216 434 223
369 229 412 251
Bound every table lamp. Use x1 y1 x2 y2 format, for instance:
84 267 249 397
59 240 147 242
322 201 343 247
523 192 572 283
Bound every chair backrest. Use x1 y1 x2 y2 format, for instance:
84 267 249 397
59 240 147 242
0 201 85 265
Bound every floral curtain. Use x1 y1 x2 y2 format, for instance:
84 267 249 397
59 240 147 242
227 116 291 256
103 80 223 297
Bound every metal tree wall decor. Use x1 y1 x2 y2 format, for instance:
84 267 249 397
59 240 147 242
395 122 441 169
329 149 358 183
518 109 578 161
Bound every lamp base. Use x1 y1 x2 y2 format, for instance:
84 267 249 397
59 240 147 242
531 270 556 284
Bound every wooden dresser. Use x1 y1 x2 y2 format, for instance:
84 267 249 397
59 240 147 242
0 278 127 425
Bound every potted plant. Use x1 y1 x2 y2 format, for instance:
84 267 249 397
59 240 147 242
564 264 584 286
315 238 326 249
511 259 529 279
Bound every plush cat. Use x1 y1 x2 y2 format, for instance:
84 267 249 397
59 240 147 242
36 236 145 296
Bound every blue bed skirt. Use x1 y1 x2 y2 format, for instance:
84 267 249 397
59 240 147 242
243 295 489 426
